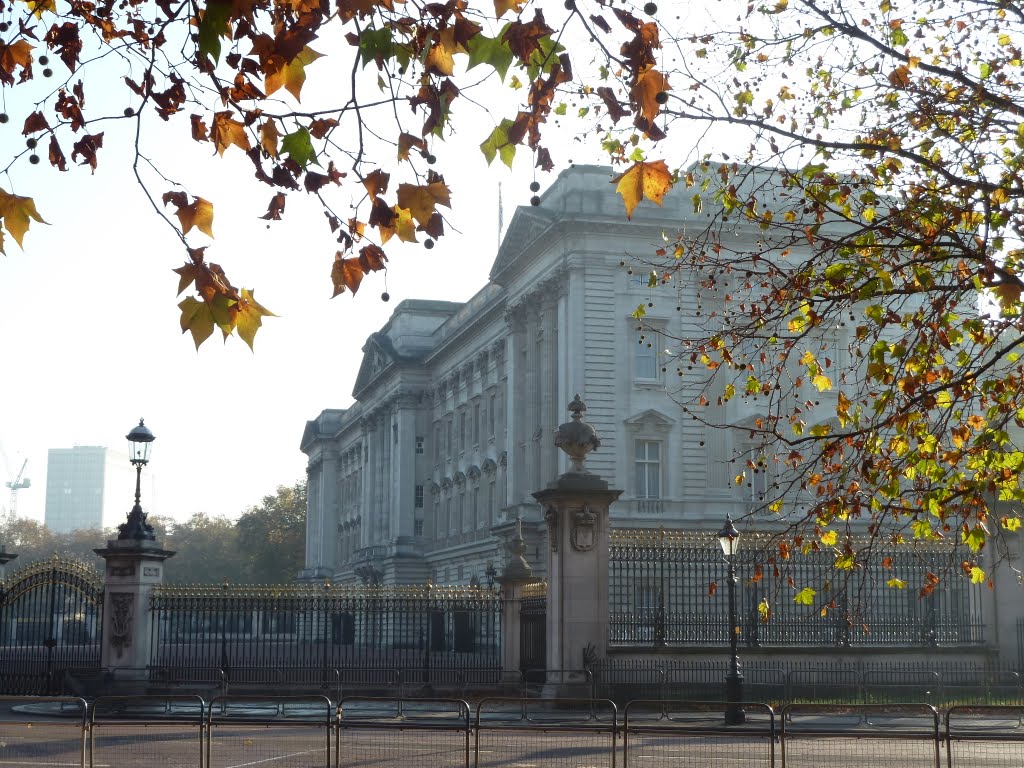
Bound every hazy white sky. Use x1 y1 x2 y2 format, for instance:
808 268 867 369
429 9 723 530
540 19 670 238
0 96 539 529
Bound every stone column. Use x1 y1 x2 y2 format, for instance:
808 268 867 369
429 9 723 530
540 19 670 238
533 395 620 694
94 537 174 691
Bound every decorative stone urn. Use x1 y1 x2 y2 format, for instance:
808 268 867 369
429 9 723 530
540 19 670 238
554 394 601 474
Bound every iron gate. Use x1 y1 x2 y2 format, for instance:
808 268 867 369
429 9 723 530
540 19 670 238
0 556 103 694
519 594 546 683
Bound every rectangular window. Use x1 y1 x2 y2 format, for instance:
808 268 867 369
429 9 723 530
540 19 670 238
635 440 661 499
414 519 424 537
473 487 481 528
415 484 424 508
460 411 467 451
635 328 660 381
433 425 440 458
489 394 496 438
446 419 453 457
416 436 424 455
473 403 480 445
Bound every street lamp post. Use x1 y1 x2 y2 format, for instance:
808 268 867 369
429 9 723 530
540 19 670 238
718 514 745 725
118 419 156 541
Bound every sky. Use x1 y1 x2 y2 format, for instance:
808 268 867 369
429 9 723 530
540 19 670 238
0 77 540 529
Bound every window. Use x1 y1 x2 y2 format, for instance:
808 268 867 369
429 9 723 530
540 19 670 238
414 519 424 537
446 419 453 457
635 327 661 381
488 394 496 438
460 411 467 451
416 436 424 455
415 485 424 508
635 440 661 499
473 403 480 445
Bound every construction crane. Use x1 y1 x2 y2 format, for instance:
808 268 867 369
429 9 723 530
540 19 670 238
6 458 30 521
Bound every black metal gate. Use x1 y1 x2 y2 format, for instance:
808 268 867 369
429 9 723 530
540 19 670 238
519 594 546 683
0 557 103 694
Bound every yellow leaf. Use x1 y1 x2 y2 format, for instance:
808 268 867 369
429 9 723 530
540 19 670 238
396 181 452 227
630 68 670 125
970 566 986 584
494 0 525 16
886 577 907 589
0 188 46 252
392 206 418 243
758 597 771 622
178 296 215 349
425 27 457 76
611 160 674 219
812 373 832 391
793 587 816 605
260 120 280 157
820 530 837 546
265 47 322 101
235 288 276 350
1002 516 1022 532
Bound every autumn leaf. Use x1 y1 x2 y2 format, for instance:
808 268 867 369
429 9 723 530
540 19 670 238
0 188 46 253
396 181 452 227
331 253 365 296
260 120 280 157
631 68 669 125
178 296 215 349
211 112 251 155
265 46 322 101
398 132 426 161
235 288 275 350
392 206 418 242
425 27 458 76
793 587 816 605
612 160 674 219
363 169 389 199
163 192 214 237
494 0 525 17
0 39 33 80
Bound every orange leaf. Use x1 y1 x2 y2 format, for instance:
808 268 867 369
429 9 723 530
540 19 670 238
260 119 280 157
425 27 457 76
212 112 251 155
611 160 674 219
363 169 390 199
331 253 365 296
398 132 426 161
630 68 669 125
494 0 525 17
163 192 215 237
0 39 33 79
0 188 46 253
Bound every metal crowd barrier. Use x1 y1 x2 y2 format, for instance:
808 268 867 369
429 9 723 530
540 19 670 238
622 700 776 768
12 695 1024 767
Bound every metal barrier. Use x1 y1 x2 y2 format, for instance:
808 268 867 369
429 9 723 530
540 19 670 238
474 697 618 768
781 703 941 768
338 697 471 767
522 668 595 698
90 695 204 768
206 695 333 768
945 705 1024 768
864 670 942 705
622 699 776 767
0 695 87 768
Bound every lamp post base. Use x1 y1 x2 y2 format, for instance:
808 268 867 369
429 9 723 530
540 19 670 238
724 672 745 725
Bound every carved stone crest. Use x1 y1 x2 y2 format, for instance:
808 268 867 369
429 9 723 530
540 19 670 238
110 592 134 658
571 505 597 552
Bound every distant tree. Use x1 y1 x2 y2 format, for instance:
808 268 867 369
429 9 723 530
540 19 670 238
0 519 107 573
235 481 306 583
162 511 246 584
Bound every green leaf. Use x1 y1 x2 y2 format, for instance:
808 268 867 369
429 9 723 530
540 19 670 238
480 119 516 168
466 30 514 81
197 0 231 65
962 525 987 553
281 128 316 168
357 26 394 69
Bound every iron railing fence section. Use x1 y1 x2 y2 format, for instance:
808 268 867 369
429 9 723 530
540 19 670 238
609 530 982 649
150 585 502 680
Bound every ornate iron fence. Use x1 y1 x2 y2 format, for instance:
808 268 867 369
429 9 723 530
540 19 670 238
609 529 983 648
0 557 103 694
150 582 502 686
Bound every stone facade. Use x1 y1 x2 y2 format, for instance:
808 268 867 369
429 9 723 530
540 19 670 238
299 164 806 586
